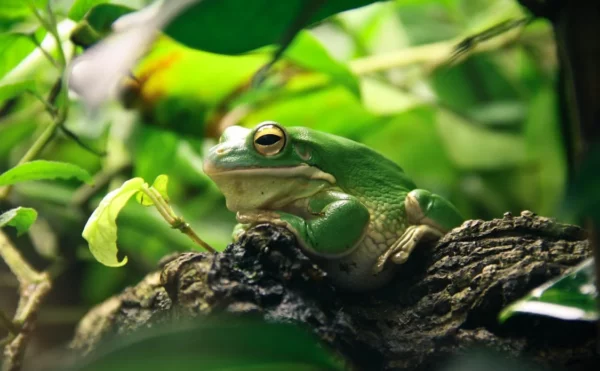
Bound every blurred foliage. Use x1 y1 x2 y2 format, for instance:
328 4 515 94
0 0 564 318
67 317 346 371
500 258 598 322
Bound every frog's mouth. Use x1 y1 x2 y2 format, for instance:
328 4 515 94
203 161 336 212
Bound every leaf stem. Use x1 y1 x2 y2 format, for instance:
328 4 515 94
140 186 216 254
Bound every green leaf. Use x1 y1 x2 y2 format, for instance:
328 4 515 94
523 87 566 216
500 258 598 322
285 31 360 97
68 0 109 22
0 0 35 21
82 178 146 267
0 34 37 79
164 0 382 54
69 317 345 371
436 110 528 170
361 107 458 188
431 56 521 114
135 174 169 206
359 77 419 115
0 80 36 102
242 83 377 139
0 160 93 186
151 174 169 201
132 126 179 181
0 207 37 236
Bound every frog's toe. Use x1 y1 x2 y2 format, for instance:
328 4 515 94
232 223 250 242
374 224 443 274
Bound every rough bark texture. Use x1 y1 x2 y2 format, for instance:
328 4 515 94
69 211 597 370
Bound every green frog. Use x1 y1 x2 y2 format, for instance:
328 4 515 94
203 122 463 291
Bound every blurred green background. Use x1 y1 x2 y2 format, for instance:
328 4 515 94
0 0 563 360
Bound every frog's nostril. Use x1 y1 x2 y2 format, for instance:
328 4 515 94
216 146 230 155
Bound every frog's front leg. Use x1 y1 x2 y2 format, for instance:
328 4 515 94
373 189 463 274
237 190 370 256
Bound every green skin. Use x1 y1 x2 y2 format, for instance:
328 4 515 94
204 122 463 291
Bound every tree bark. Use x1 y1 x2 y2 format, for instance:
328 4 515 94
67 211 597 371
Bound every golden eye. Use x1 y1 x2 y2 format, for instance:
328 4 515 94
253 124 286 156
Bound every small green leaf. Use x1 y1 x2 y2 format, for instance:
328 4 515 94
500 258 598 322
0 160 93 186
135 190 153 206
135 175 169 206
0 207 38 236
82 178 146 267
68 0 109 22
151 174 169 201
70 3 133 47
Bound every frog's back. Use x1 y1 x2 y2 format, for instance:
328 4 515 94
290 127 416 196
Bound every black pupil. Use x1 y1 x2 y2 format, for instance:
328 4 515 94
256 134 281 146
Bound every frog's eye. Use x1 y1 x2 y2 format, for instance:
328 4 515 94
253 124 286 156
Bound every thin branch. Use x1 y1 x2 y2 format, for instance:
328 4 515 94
349 18 531 75
0 335 12 348
0 79 66 200
58 125 107 157
0 311 19 335
24 90 58 117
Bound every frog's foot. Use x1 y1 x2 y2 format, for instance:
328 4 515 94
232 223 250 242
373 224 442 274
236 210 288 227
372 189 463 275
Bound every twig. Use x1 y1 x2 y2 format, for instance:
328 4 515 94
0 230 52 371
0 311 19 335
24 90 58 116
27 34 59 69
251 0 327 88
0 79 67 201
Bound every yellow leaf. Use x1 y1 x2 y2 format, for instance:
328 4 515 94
82 178 146 267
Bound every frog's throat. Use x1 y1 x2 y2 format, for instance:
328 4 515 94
204 163 337 184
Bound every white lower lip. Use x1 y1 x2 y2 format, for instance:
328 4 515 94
203 163 336 184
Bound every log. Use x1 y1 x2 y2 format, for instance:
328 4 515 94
69 211 597 370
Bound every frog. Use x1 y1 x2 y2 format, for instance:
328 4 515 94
203 121 464 291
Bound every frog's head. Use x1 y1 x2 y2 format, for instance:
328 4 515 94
203 122 336 212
